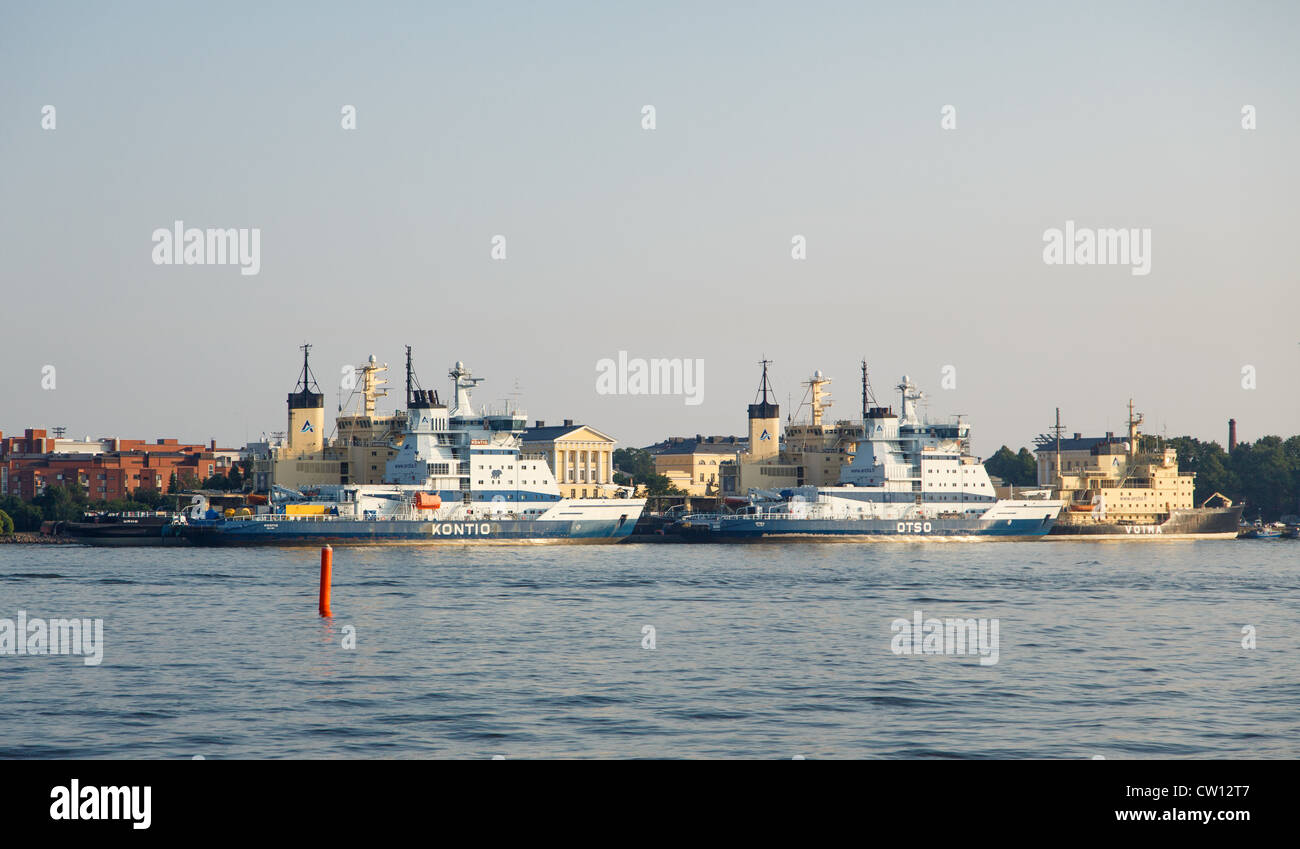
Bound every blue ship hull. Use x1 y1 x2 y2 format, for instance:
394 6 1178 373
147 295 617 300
181 515 637 546
672 514 1057 541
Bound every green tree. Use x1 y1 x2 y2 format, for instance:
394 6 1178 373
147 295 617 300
612 448 684 495
0 497 44 531
131 489 173 510
612 447 656 481
1233 437 1291 521
984 446 1037 487
32 483 89 522
0 509 13 535
642 473 682 496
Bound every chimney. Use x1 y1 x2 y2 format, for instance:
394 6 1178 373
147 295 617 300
563 419 574 427
534 420 545 428
1229 418 1237 451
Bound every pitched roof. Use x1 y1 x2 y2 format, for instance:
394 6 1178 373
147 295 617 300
521 424 614 443
1032 436 1125 452
643 435 747 455
654 440 744 456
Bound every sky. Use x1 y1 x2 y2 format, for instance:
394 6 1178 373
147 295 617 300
1 1 1296 458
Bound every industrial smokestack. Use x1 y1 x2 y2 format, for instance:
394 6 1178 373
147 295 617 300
1229 418 1237 451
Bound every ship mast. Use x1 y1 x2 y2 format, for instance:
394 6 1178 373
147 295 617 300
860 359 878 435
801 370 832 427
295 343 320 394
405 345 415 406
1051 407 1065 488
404 345 435 406
755 357 774 405
1127 398 1144 460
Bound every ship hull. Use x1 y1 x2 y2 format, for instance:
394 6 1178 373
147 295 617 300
179 515 638 546
672 515 1057 542
60 520 186 546
1045 505 1244 539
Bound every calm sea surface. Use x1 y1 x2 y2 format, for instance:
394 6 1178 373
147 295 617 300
0 540 1296 759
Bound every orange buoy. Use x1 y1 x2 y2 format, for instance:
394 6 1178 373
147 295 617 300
319 545 333 617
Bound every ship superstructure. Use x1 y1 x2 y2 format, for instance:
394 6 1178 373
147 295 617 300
673 368 1061 540
778 368 861 486
182 348 644 545
1032 404 1242 538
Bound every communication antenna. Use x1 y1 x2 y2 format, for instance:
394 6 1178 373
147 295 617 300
508 377 524 415
859 359 882 436
404 345 426 406
1051 407 1065 485
295 343 320 393
753 357 775 405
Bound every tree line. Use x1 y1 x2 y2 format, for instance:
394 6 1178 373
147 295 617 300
612 447 682 496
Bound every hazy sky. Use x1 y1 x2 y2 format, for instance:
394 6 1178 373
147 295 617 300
2 1 1296 458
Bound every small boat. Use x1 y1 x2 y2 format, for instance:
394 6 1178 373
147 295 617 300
1238 521 1283 539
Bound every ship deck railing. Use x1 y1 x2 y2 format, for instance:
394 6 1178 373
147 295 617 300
215 510 536 523
679 507 984 523
219 514 380 522
679 511 820 522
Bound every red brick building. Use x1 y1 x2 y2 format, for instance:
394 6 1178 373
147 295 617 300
0 428 239 501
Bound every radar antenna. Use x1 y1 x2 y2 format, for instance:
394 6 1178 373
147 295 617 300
294 343 320 394
1051 407 1066 486
753 357 775 405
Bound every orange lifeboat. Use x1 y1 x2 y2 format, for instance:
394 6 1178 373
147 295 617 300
414 492 442 510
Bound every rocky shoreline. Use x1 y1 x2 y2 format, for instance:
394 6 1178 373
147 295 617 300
0 533 78 544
